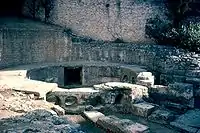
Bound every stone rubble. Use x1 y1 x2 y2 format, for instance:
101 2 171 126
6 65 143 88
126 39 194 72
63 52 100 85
0 109 85 133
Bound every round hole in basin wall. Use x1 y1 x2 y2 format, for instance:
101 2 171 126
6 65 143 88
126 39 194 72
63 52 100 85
65 96 78 106
46 92 61 105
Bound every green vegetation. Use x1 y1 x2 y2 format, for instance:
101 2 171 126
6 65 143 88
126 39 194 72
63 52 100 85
146 0 200 52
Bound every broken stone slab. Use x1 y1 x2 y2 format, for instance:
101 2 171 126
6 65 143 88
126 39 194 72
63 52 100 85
96 115 149 133
148 109 175 125
83 111 105 123
131 102 155 118
170 109 200 133
50 105 65 116
12 80 57 100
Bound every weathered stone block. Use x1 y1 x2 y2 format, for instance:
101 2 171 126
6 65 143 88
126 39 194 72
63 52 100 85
131 102 155 118
83 111 105 123
94 82 149 102
97 115 149 133
148 109 175 125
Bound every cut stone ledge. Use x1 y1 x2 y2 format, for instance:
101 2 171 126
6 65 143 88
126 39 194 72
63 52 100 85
131 102 155 118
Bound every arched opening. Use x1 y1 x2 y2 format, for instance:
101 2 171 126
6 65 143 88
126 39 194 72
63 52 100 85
114 94 124 104
131 77 136 84
122 75 128 82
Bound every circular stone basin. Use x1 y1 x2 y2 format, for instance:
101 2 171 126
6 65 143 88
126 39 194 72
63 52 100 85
25 61 144 87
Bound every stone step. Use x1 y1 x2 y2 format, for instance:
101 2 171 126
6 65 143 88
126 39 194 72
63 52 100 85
83 111 149 133
96 115 149 133
131 102 156 118
161 102 188 114
148 109 175 125
83 111 105 123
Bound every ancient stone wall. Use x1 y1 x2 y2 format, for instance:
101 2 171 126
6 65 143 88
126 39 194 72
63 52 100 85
0 25 71 69
70 42 200 87
23 0 167 43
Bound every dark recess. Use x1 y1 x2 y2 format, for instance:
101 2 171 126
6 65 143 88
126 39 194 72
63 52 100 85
64 67 82 86
0 0 25 17
114 94 123 104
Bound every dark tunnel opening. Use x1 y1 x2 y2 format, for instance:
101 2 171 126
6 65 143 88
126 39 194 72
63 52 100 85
64 67 82 86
